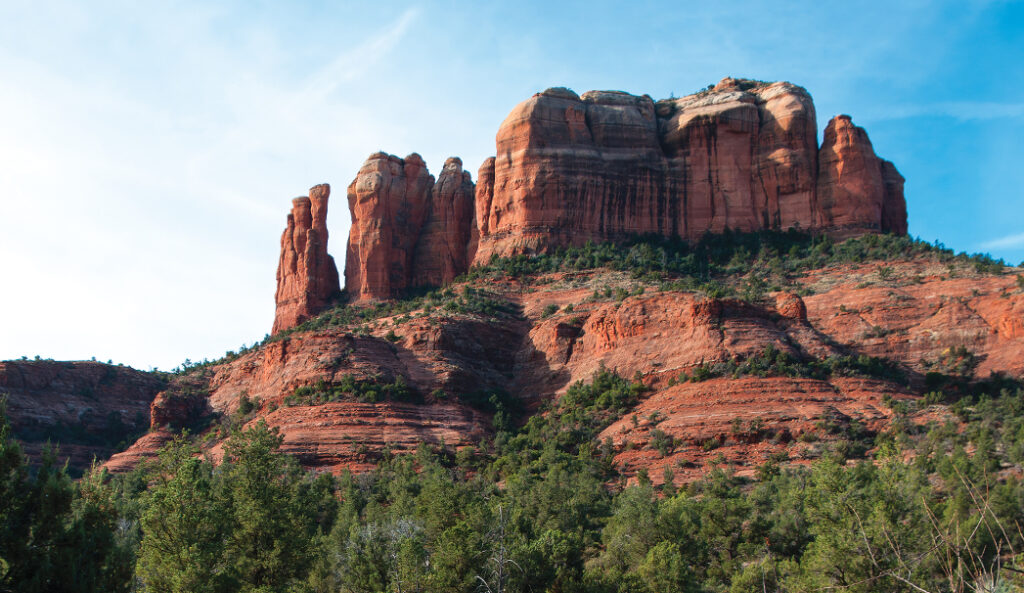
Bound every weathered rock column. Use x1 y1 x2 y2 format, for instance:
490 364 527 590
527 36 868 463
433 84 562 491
272 183 340 333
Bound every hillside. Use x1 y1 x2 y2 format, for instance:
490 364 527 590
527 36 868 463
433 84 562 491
105 231 1024 487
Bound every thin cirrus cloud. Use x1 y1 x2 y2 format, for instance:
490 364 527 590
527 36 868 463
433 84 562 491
980 233 1024 251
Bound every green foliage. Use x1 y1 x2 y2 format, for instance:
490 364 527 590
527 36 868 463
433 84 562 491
465 230 1009 295
675 345 906 385
649 428 673 457
8 362 1024 593
274 286 517 342
284 375 416 406
136 422 336 593
0 398 133 592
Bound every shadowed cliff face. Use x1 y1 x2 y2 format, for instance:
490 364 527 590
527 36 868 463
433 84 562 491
337 78 906 302
0 360 165 473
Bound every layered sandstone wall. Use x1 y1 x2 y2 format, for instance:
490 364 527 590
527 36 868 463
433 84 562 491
0 360 165 472
473 78 905 259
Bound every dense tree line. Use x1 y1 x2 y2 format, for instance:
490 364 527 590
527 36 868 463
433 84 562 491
4 364 1024 592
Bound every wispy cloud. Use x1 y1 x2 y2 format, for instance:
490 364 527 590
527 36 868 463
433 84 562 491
980 232 1024 251
863 101 1024 123
303 7 420 99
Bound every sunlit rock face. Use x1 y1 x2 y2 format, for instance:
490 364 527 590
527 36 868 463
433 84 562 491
273 183 340 333
344 153 478 301
472 78 905 260
335 78 906 302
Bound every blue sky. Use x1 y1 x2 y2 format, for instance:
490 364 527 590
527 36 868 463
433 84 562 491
0 0 1021 370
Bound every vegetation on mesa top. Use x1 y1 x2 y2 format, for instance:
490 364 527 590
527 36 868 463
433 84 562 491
466 228 1012 296
669 344 907 386
285 230 1013 343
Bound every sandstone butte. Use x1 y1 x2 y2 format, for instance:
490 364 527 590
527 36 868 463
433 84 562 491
278 77 908 322
10 77 1018 488
333 77 905 307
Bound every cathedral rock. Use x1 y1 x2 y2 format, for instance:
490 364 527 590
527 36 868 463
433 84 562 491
273 78 907 324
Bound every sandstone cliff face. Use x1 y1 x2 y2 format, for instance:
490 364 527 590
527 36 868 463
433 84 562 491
0 360 164 473
817 115 908 236
345 153 477 301
273 184 341 333
412 158 478 288
344 153 433 301
472 78 905 261
342 78 904 297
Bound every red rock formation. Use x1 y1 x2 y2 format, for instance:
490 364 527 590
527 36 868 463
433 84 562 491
105 314 517 474
816 115 908 236
471 78 906 261
472 157 495 259
345 153 434 301
412 157 477 288
106 256 1024 478
474 87 671 260
880 160 908 235
336 78 904 290
774 292 808 321
598 375 916 483
230 402 488 474
345 153 478 300
273 184 340 333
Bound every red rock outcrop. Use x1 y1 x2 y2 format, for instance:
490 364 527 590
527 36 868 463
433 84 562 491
817 115 908 236
105 312 516 474
880 160 908 235
412 157 478 288
345 153 433 301
471 78 906 261
273 184 341 333
106 254 1024 479
339 78 904 296
599 375 917 483
345 153 477 301
774 292 808 321
0 360 165 473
